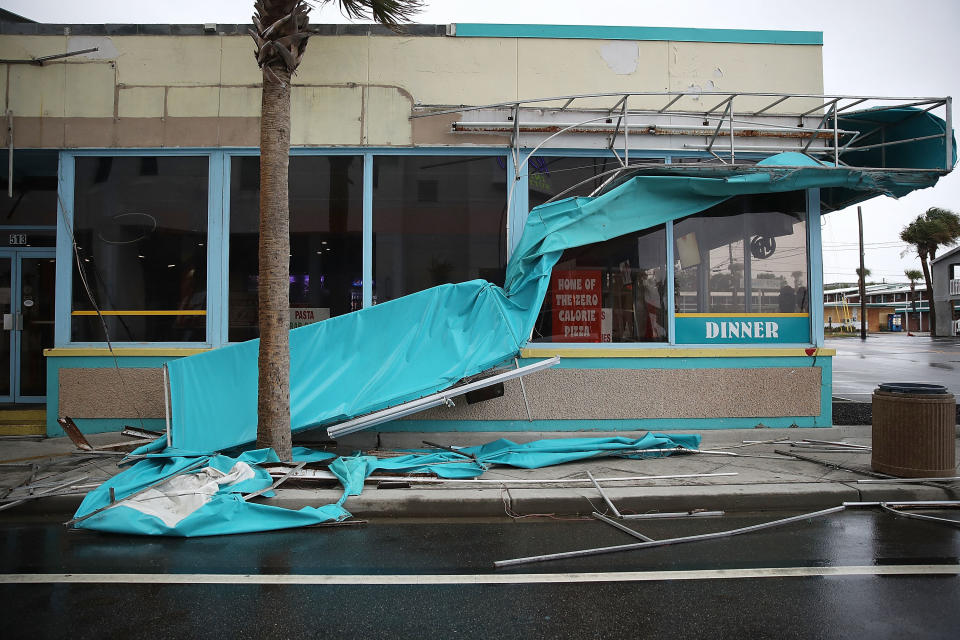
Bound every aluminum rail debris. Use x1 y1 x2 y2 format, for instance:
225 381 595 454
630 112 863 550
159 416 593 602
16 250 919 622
494 506 846 568
879 503 960 529
242 462 306 502
326 356 560 438
623 510 725 520
587 470 622 518
265 467 738 485
857 477 960 484
591 512 654 542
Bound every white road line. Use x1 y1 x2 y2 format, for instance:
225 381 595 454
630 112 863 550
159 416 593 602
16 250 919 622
0 566 956 585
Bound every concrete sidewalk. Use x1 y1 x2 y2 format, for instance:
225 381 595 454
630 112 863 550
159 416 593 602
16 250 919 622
1 426 958 519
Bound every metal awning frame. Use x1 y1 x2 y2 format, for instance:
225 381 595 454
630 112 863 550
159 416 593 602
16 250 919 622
414 91 953 216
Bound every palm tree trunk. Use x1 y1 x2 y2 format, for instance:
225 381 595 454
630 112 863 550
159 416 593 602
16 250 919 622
257 66 293 460
919 253 937 337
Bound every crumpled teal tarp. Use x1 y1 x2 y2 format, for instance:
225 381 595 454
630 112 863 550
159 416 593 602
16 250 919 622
73 434 700 536
166 138 953 453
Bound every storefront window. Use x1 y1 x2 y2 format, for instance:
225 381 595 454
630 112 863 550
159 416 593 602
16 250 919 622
532 225 668 343
1 150 58 247
229 155 363 341
673 192 808 315
71 156 208 342
372 155 506 302
528 156 621 208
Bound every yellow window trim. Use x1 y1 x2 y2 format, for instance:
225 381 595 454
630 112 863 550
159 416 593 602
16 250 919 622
44 348 211 357
521 346 835 358
71 310 207 316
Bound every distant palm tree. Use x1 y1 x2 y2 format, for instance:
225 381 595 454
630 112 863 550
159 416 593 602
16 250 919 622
251 0 423 459
900 207 960 336
904 268 922 310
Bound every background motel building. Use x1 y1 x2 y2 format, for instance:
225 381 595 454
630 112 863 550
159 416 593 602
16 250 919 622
0 17 953 439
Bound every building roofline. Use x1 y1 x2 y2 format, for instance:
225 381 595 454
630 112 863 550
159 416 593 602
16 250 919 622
0 22 823 44
932 244 960 264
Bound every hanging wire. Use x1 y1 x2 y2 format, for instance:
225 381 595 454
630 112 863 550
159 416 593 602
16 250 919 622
56 191 147 431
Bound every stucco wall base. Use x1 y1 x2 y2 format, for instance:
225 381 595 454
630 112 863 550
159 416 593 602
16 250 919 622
59 368 165 418
408 367 821 421
57 365 821 423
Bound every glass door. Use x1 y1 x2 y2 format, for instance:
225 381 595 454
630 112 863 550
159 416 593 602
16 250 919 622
0 250 55 403
0 256 11 402
17 253 55 401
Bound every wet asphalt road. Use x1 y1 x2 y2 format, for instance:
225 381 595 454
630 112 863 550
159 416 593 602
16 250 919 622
1 510 958 639
829 334 960 400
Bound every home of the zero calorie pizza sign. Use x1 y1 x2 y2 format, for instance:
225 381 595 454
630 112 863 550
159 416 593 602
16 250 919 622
550 269 602 342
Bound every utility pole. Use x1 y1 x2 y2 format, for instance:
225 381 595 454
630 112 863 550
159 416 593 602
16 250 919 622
858 206 867 340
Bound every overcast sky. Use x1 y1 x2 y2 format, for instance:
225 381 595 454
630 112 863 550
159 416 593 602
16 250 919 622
4 0 958 284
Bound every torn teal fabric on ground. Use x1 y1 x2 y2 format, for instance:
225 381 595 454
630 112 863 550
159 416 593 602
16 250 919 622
164 143 952 453
72 448 351 537
73 434 700 536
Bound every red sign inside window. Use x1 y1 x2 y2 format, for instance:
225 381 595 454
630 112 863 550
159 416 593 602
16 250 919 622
550 269 602 342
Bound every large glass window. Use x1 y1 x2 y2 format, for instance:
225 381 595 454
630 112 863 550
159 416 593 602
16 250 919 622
528 156 621 208
532 225 668 343
229 155 363 342
673 191 808 314
372 155 506 303
1 150 58 247
72 156 208 342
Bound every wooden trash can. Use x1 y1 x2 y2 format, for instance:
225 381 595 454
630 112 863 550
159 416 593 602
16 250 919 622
872 383 956 478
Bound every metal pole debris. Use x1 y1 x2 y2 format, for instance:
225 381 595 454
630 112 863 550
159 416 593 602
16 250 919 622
879 503 960 528
327 356 560 437
857 477 960 484
0 476 90 512
242 462 306 502
622 510 725 520
515 358 534 422
591 512 654 542
775 449 892 478
586 470 622 518
421 440 480 464
494 506 846 568
265 469 738 485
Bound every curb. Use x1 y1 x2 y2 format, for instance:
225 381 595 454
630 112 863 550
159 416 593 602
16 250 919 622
11 483 955 520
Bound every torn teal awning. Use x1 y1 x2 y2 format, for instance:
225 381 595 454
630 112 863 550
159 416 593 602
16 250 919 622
74 434 701 536
165 136 953 452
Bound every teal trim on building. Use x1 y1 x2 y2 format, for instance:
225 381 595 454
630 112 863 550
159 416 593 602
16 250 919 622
452 23 823 46
48 418 167 438
676 316 810 344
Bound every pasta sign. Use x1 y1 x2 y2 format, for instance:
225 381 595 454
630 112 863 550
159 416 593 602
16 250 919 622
551 269 602 342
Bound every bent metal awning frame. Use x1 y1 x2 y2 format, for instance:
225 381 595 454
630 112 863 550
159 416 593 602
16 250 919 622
413 91 954 217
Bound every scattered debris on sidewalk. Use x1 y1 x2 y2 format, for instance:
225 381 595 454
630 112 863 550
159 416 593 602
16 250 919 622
62 434 709 536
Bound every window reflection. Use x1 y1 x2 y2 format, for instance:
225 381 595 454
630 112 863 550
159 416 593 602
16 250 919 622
229 156 363 342
673 192 808 314
372 156 507 302
532 226 668 343
71 156 208 342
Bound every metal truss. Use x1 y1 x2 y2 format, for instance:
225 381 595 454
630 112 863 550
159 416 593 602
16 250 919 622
413 91 953 203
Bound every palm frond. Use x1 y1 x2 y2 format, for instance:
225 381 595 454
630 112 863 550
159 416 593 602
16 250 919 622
325 0 425 27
